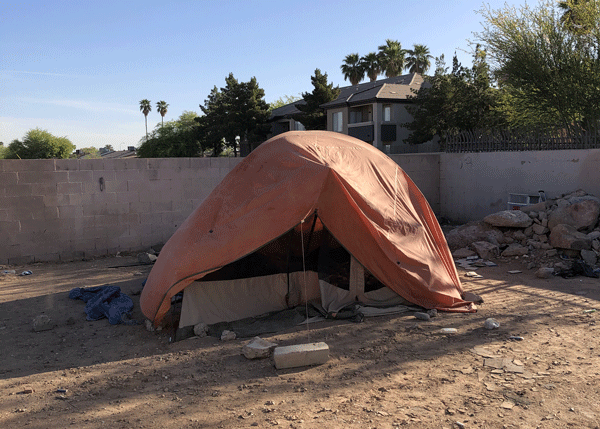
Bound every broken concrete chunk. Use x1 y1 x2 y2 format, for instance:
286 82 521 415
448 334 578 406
535 267 554 279
242 337 278 359
484 210 533 228
549 224 592 250
33 315 53 332
471 241 499 260
452 247 476 258
501 243 529 257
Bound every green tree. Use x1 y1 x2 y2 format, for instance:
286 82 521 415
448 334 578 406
269 94 302 111
156 100 169 127
558 0 594 35
0 143 7 159
406 44 433 74
293 69 340 130
475 0 600 133
77 146 100 158
340 53 364 85
404 50 502 145
196 73 271 156
138 111 201 158
378 39 406 77
5 128 75 159
139 99 152 141
360 52 382 82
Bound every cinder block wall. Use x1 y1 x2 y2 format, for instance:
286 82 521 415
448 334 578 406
0 157 243 265
439 149 600 223
390 153 441 214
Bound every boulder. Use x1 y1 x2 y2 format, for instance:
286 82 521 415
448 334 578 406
445 221 504 251
483 210 533 228
242 337 278 359
471 241 499 259
549 224 592 250
581 249 597 266
501 243 529 257
587 231 600 241
518 201 549 214
547 199 600 232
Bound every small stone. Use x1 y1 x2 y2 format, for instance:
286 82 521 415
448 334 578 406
32 315 53 332
193 323 208 337
535 267 554 279
221 330 236 341
414 312 431 321
137 252 158 264
545 249 558 257
484 318 500 329
581 249 597 266
427 309 438 318
471 241 500 260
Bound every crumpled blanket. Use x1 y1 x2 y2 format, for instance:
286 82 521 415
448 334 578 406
69 286 135 325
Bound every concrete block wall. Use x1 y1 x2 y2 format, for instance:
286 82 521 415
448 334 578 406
439 149 600 223
390 153 441 214
0 157 243 265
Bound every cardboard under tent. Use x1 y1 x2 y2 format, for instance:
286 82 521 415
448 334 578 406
140 131 476 337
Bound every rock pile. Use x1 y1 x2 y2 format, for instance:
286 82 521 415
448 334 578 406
446 189 600 272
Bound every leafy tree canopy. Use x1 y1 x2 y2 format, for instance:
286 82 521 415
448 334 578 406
5 128 75 159
137 111 201 158
404 49 503 145
293 69 340 130
196 73 271 156
474 0 600 132
76 146 100 159
270 94 302 111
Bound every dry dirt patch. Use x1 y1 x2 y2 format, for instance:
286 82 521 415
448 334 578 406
1 256 599 428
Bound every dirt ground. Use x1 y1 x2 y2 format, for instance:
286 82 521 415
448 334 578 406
1 254 599 429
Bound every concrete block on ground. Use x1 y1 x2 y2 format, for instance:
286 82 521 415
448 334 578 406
273 342 329 369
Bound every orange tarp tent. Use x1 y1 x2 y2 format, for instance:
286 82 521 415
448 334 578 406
141 131 475 324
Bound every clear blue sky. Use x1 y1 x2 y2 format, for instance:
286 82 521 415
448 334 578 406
1 0 526 150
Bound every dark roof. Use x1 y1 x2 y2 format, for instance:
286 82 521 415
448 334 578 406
100 149 137 159
270 73 427 121
270 100 305 120
321 73 425 109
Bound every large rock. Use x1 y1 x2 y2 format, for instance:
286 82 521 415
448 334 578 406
547 199 600 232
484 210 533 228
452 247 476 258
445 221 504 251
501 243 529 257
549 224 592 250
471 241 499 259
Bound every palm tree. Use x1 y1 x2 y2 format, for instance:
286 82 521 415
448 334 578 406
340 53 364 85
139 99 152 140
378 39 405 78
406 44 433 74
156 100 169 127
360 52 381 82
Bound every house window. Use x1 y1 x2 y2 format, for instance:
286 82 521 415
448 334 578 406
294 121 306 131
383 105 392 122
349 110 362 124
332 111 343 132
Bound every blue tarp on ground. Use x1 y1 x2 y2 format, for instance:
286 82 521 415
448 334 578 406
69 286 134 325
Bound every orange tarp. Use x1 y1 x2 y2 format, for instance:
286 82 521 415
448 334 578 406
141 131 475 324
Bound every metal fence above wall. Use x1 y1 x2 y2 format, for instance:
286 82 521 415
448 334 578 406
444 129 600 153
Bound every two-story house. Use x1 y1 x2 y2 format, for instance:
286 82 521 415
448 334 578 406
269 73 439 154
